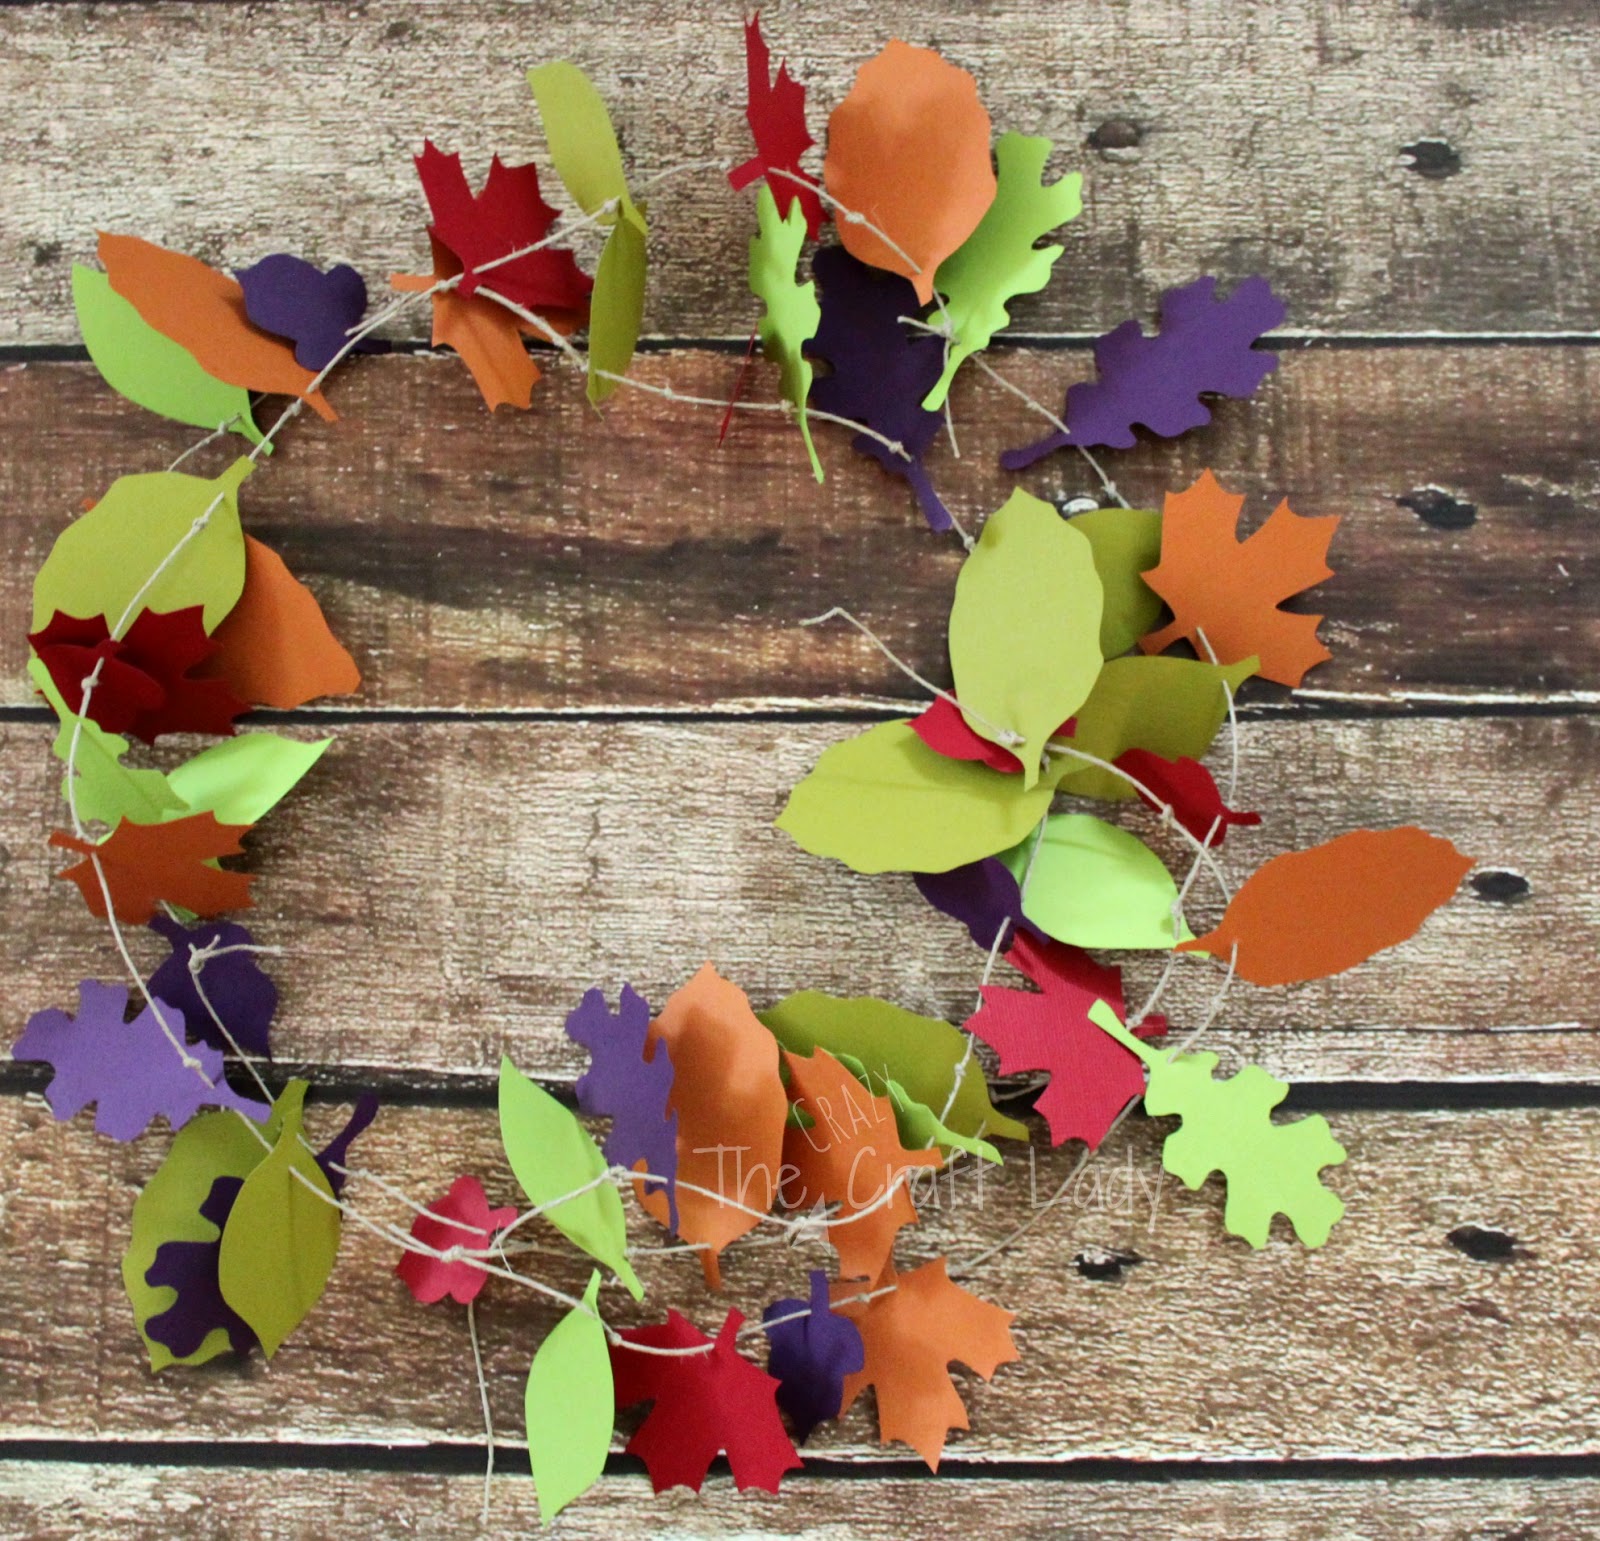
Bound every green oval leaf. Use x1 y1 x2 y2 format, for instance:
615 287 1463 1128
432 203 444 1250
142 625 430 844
1069 506 1164 657
588 212 648 405
526 1270 612 1520
165 732 331 827
527 61 630 214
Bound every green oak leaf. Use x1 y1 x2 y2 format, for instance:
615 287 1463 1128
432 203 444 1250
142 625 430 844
750 183 822 481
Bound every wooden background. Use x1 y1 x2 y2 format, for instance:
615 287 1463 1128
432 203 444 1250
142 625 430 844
2 1 1598 1535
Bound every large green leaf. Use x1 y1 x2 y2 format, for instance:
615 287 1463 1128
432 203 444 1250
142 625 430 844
526 1270 612 1520
1069 506 1164 657
166 732 331 826
750 183 822 480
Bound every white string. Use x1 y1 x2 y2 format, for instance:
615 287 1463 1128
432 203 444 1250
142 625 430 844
467 1300 495 1525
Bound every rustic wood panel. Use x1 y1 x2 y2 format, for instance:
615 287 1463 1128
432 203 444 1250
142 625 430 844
1 715 1593 1086
3 1 1598 342
2 348 1595 712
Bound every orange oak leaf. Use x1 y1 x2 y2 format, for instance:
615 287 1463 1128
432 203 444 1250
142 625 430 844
1181 826 1473 985
98 234 334 421
51 814 254 924
1139 470 1340 688
832 1257 1018 1469
637 965 788 1289
782 1047 942 1282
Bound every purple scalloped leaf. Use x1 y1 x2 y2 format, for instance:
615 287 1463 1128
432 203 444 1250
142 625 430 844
147 914 278 1059
144 1175 257 1360
565 985 678 1232
762 1270 865 1441
236 253 391 372
14 980 270 1142
806 246 953 533
914 857 1047 953
316 1092 381 1197
1002 275 1286 468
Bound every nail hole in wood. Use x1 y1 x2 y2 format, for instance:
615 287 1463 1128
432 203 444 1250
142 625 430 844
1075 1247 1143 1280
1400 139 1462 178
1088 118 1142 154
1397 486 1477 530
1471 869 1530 904
1447 1224 1519 1262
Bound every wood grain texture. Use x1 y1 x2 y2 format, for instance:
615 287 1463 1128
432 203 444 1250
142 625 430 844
3 1 1598 342
3 348 1595 712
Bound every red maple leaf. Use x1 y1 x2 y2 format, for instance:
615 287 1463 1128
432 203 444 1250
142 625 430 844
1114 747 1261 847
51 813 253 924
727 12 825 239
909 696 1076 775
611 1308 802 1493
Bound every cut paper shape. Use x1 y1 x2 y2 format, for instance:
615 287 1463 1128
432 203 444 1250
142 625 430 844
948 489 1104 786
637 965 788 1289
498 1056 643 1299
1069 505 1164 657
13 978 268 1141
314 1094 380 1197
29 612 165 738
923 133 1082 409
1181 826 1474 985
526 1271 612 1520
236 253 390 372
833 1258 1017 1469
759 991 1028 1145
98 233 334 421
729 12 824 238
807 246 951 532
567 984 678 1232
763 1269 866 1441
72 265 263 445
611 1308 803 1494
201 535 361 708
1140 471 1340 688
144 1176 256 1360
51 813 253 924
750 184 823 480
910 695 1076 775
1115 748 1260 847
217 1079 342 1356
1001 275 1285 466
1000 813 1186 951
913 855 1045 952
32 458 250 635
777 719 1055 875
831 1049 1000 1165
396 1175 517 1306
586 211 648 405
1090 1002 1346 1247
147 914 277 1058
824 41 996 304
166 732 331 827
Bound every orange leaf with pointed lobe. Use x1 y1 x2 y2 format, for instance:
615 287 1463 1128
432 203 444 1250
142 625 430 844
51 814 253 924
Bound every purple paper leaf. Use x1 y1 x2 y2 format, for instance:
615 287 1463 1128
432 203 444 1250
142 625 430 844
914 857 1047 952
762 1269 865 1441
147 914 278 1059
236 253 391 372
315 1092 380 1197
1002 275 1286 468
14 980 270 1142
807 246 954 533
565 985 679 1232
144 1175 257 1360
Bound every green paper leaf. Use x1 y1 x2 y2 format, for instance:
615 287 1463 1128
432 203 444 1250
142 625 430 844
1070 506 1164 657
949 489 1103 788
776 719 1056 875
834 1049 1001 1164
32 459 252 636
526 1270 612 1521
750 184 822 481
924 134 1082 409
759 990 1028 1145
528 60 631 214
217 1080 341 1358
498 1057 643 1299
1001 812 1188 950
72 265 264 447
166 732 331 827
587 212 648 405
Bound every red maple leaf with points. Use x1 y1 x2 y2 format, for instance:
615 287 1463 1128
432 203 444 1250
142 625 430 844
727 12 825 239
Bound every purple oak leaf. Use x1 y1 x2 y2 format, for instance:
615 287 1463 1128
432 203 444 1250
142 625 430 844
236 253 391 372
14 980 270 1142
807 246 953 533
147 914 278 1059
914 857 1047 952
1002 275 1286 467
565 985 679 1232
762 1270 865 1441
144 1175 257 1360
316 1092 381 1197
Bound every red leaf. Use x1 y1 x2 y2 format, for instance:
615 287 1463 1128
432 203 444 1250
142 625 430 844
29 611 164 736
909 696 1075 775
395 1175 517 1306
611 1308 803 1494
1114 747 1260 847
728 13 825 239
51 813 253 924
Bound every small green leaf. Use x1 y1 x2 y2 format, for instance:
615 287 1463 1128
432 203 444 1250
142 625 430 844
165 732 331 826
750 183 822 481
526 1270 612 1521
1069 506 1164 657
528 60 631 215
833 1049 1001 1163
587 211 648 405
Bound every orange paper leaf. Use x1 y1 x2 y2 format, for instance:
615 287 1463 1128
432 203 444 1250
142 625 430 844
1181 826 1473 985
1140 470 1340 688
823 41 996 305
51 814 254 924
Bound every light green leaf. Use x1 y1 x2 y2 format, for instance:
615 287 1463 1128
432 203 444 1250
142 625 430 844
1001 812 1188 950
776 719 1056 875
750 184 822 481
528 60 630 214
587 211 648 405
73 265 264 447
32 458 251 635
833 1049 1001 1163
923 135 1082 409
166 732 331 826
526 1270 612 1521
1070 506 1164 657
498 1057 642 1299
949 489 1103 788
217 1080 341 1358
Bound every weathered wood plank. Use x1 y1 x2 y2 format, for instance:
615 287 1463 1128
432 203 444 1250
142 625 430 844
1 716 1593 1085
2 1 1597 341
2 349 1595 712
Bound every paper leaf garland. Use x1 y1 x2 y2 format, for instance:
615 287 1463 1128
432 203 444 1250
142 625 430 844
729 13 824 238
526 1271 612 1520
1140 471 1340 688
165 732 330 827
147 914 277 1058
1115 748 1260 847
51 813 253 924
750 184 823 480
763 1269 866 1441
397 1175 517 1306
824 41 996 304
1070 505 1165 658
1182 827 1474 985
236 254 390 372
611 1308 803 1494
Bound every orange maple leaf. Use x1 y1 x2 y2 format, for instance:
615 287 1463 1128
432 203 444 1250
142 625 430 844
781 1047 942 1282
51 814 253 924
832 1257 1018 1469
1139 470 1340 688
